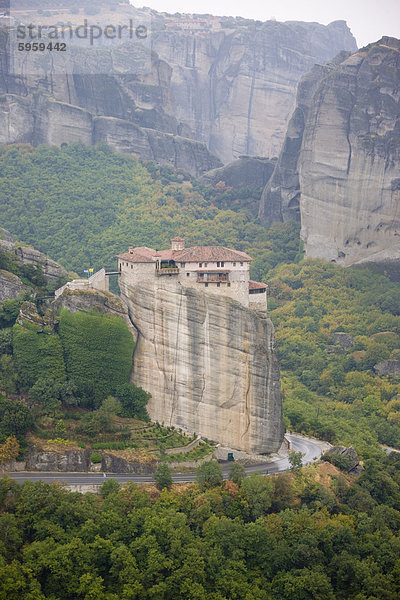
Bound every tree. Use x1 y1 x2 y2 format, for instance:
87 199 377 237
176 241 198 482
0 436 20 463
29 377 62 416
0 397 32 440
100 396 122 416
114 383 150 420
196 461 223 490
101 478 120 498
154 463 173 491
0 298 24 328
228 462 246 485
289 450 304 472
240 474 273 519
55 419 67 439
0 328 13 355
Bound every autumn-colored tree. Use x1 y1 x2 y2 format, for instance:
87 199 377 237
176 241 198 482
0 436 20 463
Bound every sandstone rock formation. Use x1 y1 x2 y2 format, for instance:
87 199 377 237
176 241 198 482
0 269 29 304
119 276 283 455
325 445 362 474
152 19 356 163
0 237 70 281
260 38 400 271
200 156 275 190
374 360 400 377
259 53 351 223
0 10 356 168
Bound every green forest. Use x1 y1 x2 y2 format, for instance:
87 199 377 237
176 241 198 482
1 453 400 599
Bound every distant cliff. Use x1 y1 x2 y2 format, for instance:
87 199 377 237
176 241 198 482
260 38 400 272
0 7 356 171
119 276 283 455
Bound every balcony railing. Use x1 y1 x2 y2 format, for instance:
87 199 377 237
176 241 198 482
197 273 229 283
156 267 180 276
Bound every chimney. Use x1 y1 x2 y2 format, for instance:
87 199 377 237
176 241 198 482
129 246 134 254
171 237 185 251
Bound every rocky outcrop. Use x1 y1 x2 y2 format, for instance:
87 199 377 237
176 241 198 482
25 447 91 472
119 276 283 455
374 360 400 377
0 238 70 281
0 9 356 167
23 447 155 473
259 53 351 222
0 228 13 242
200 156 275 190
331 332 355 350
325 445 362 474
0 95 221 177
0 269 30 304
261 38 400 269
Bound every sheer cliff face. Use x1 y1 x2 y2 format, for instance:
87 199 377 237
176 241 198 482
260 38 400 269
0 13 355 169
300 39 400 267
119 277 283 454
153 20 356 163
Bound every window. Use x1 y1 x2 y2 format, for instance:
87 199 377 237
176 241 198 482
228 283 231 287
181 263 185 268
240 262 243 266
217 262 220 267
205 283 208 287
204 263 208 267
187 273 190 277
199 263 202 267
131 265 133 269
233 262 236 266
119 263 121 271
217 282 220 287
221 262 224 267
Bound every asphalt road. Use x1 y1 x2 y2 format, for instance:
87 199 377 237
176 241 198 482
3 434 327 486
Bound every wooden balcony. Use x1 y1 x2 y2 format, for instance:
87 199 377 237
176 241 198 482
156 267 179 276
197 272 229 283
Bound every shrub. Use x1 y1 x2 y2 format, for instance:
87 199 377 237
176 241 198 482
101 478 120 498
90 452 102 464
154 463 173 490
228 462 246 485
13 323 66 390
196 461 223 490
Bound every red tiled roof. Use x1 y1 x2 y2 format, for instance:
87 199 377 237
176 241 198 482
171 237 185 241
118 244 252 263
117 249 154 263
249 280 268 290
173 246 251 262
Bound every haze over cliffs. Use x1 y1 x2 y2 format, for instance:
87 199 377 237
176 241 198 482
260 38 400 271
119 275 283 455
0 5 356 173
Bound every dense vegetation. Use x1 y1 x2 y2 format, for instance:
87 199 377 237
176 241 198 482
1 454 400 599
0 305 150 454
268 260 400 456
0 143 300 281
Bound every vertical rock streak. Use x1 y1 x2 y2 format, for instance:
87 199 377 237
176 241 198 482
120 279 283 454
